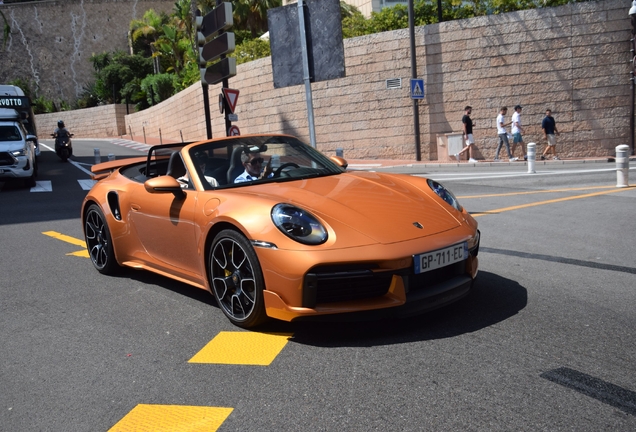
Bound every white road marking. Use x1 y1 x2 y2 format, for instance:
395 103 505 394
69 159 93 176
78 179 97 190
30 180 52 192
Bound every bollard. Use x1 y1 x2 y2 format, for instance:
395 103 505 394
616 144 630 187
527 142 536 174
108 153 115 161
94 148 101 164
336 148 343 157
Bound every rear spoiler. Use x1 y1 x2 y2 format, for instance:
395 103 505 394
91 156 147 180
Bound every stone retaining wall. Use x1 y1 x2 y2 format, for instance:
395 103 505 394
36 0 633 160
36 104 130 138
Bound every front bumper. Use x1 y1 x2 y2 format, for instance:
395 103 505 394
258 230 480 322
0 152 33 179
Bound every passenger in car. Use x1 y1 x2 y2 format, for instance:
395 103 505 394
178 152 219 188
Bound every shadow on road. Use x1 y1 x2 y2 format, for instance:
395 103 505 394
100 268 526 348
281 271 527 347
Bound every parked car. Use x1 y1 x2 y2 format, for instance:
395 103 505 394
0 108 38 187
82 135 480 328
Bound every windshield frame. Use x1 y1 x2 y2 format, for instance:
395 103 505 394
185 135 344 191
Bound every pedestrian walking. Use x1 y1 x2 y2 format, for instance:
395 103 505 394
540 109 560 160
494 106 517 161
454 106 477 163
511 105 526 160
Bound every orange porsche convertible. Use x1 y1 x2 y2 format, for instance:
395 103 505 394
82 135 479 328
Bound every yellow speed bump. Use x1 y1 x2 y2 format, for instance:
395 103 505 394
189 331 293 366
108 404 233 432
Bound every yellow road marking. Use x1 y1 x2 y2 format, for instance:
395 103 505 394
42 231 87 257
108 404 233 432
67 249 90 258
189 332 293 366
458 185 615 199
42 231 86 247
471 187 633 217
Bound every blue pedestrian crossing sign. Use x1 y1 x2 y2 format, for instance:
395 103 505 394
410 79 425 99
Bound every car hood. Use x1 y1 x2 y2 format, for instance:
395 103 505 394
237 171 462 245
0 141 25 152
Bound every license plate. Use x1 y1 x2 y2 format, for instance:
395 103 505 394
414 242 468 274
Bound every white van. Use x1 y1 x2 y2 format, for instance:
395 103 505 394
0 85 26 97
0 108 38 187
0 85 40 156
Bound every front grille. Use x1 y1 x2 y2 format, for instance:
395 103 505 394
0 152 16 166
303 266 392 307
302 237 479 308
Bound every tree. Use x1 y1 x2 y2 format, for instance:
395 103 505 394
130 9 169 74
141 73 177 106
90 51 154 106
232 0 282 38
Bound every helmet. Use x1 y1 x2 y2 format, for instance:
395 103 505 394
57 120 65 128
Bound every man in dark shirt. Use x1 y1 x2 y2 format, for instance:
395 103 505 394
454 106 477 163
540 109 560 160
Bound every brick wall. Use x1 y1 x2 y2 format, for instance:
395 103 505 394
36 0 633 160
37 104 129 137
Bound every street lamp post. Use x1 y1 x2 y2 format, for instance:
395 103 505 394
629 1 636 155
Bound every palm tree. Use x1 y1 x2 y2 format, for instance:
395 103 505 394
130 9 168 74
232 0 282 38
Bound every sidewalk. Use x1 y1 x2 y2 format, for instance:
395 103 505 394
115 134 622 169
345 156 616 169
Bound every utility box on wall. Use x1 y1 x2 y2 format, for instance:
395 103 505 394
436 133 464 161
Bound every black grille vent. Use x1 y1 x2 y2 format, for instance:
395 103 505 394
303 267 392 307
0 152 15 166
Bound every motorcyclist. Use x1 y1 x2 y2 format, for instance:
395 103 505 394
53 120 70 139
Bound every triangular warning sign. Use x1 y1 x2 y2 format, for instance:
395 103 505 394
222 88 239 114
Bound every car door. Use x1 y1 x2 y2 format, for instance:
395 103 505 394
129 184 203 281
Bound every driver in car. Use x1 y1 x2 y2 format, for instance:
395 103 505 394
234 150 274 183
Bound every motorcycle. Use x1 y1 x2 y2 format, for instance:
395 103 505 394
51 131 74 162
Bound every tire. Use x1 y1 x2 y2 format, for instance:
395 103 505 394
209 229 268 328
84 204 120 275
60 148 69 162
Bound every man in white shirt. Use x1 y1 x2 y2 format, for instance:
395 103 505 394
494 106 517 161
511 105 526 160
234 150 273 183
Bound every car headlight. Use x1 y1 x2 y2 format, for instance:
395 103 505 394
427 179 463 211
11 147 28 157
271 204 328 245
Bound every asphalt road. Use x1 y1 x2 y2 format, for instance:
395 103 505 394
1 139 635 431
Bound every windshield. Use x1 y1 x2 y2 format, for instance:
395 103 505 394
0 125 23 141
187 135 344 190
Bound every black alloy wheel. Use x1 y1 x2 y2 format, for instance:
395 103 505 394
209 229 267 328
84 204 119 275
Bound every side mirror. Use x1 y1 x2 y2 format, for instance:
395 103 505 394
329 156 348 170
144 176 185 199
26 135 37 143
